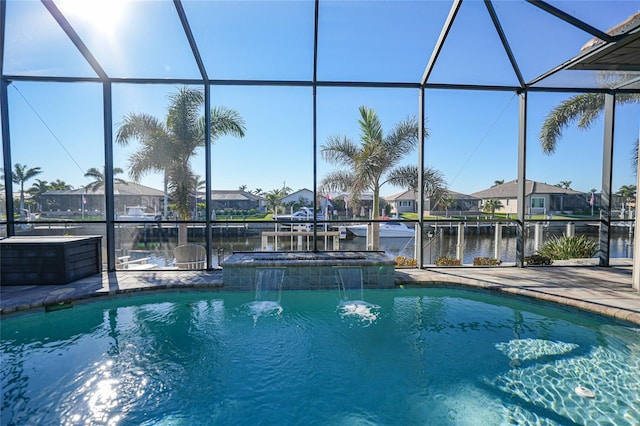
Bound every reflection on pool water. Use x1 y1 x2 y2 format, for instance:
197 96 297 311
1 288 639 425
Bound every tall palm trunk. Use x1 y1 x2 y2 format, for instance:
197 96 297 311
19 184 26 219
163 171 169 219
178 222 188 246
369 186 381 250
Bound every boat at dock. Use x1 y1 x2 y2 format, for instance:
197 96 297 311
117 206 160 221
346 222 415 238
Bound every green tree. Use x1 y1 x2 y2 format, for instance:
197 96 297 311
193 175 206 219
28 179 49 211
492 180 504 187
438 193 455 216
616 184 636 199
320 106 424 249
385 164 447 214
265 189 282 215
539 90 639 155
84 167 127 191
482 199 503 217
116 87 246 237
12 163 42 218
616 184 636 217
49 179 73 190
556 180 572 189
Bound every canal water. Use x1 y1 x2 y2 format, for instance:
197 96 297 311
210 230 633 265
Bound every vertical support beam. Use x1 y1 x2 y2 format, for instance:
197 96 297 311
516 91 527 267
494 222 502 260
311 0 319 252
1 79 14 237
417 88 426 267
534 222 543 251
632 129 640 291
1 1 10 233
103 81 115 271
204 84 212 268
599 93 615 266
456 222 465 262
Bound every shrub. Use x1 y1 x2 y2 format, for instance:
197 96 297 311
435 256 462 266
395 256 417 267
524 254 553 266
473 256 502 266
536 235 598 260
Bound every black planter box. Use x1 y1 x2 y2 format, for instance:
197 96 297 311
1 236 102 285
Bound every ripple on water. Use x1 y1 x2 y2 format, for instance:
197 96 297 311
337 300 380 326
490 342 640 425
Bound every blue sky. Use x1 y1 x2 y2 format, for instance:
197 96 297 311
2 0 639 198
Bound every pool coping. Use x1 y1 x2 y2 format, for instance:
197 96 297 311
1 264 639 325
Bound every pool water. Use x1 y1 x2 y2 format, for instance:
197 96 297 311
1 288 639 425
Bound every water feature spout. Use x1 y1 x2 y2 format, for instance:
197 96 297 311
255 267 285 302
335 267 364 301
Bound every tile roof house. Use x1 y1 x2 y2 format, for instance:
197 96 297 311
280 188 339 214
385 190 480 216
470 179 591 216
41 182 164 217
280 188 315 207
209 190 266 212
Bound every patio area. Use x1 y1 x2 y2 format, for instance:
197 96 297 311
2 261 639 325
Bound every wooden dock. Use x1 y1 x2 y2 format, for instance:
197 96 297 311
261 230 341 251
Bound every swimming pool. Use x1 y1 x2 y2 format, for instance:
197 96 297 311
1 288 639 425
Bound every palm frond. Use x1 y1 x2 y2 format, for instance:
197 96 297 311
386 165 419 191
167 160 195 219
539 93 605 154
384 116 419 163
386 165 447 199
83 167 103 180
319 170 354 193
321 136 358 165
358 106 383 146
208 106 247 141
166 88 205 156
127 150 163 182
116 113 165 146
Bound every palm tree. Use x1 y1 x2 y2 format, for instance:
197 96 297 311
539 89 639 155
116 87 246 242
438 194 455 217
616 184 636 218
265 189 282 215
385 164 447 213
556 180 572 189
28 179 49 212
12 163 42 219
193 175 206 219
320 106 425 249
49 179 73 190
482 199 503 217
492 179 504 187
84 167 127 192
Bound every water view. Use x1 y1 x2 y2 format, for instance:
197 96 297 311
112 229 632 269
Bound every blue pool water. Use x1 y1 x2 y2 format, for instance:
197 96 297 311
1 288 639 425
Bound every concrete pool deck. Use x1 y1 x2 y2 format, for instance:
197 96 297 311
2 260 639 325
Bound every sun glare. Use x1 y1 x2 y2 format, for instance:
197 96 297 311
56 0 128 37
